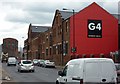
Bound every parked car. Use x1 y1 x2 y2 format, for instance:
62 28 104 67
37 59 45 67
42 60 55 68
115 63 120 83
115 63 120 76
7 57 17 66
17 60 35 72
33 59 39 66
56 58 117 84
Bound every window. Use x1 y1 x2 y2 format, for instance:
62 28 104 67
62 65 68 76
60 44 62 54
49 34 52 46
58 45 60 54
66 20 69 32
65 42 68 54
58 26 62 35
60 25 62 34
53 46 56 54
23 61 32 64
50 47 52 55
46 48 48 56
63 42 68 55
58 44 62 54
46 35 48 42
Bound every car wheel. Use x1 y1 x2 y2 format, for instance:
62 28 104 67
7 64 9 66
18 69 19 72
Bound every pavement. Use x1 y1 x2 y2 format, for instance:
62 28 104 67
0 63 14 84
55 66 64 70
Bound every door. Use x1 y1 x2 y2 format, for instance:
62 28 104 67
58 65 68 84
100 62 116 83
84 62 101 83
67 64 81 84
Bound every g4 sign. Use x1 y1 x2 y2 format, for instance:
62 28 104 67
88 20 102 38
88 23 101 31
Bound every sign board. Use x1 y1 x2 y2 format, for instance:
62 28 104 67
88 19 102 38
71 47 76 53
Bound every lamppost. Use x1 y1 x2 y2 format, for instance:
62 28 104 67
63 8 76 57
20 37 24 59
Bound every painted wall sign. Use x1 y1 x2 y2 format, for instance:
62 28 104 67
88 19 102 38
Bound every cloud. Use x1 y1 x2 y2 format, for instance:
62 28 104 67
3 2 57 24
0 0 119 46
1 1 119 25
3 1 119 25
102 2 118 14
119 1 120 14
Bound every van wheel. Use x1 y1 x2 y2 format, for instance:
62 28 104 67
56 81 59 84
32 70 35 72
19 70 22 73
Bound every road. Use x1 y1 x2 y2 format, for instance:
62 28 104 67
2 62 120 84
2 63 60 84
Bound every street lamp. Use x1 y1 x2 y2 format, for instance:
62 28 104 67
63 8 76 56
20 37 24 59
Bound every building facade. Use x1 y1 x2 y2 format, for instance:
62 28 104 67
25 2 120 65
27 24 50 60
2 38 18 57
69 2 118 58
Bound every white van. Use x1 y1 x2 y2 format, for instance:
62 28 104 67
56 58 117 84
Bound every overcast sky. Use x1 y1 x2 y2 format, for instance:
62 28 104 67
0 0 119 48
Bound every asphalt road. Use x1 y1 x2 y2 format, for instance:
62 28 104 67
2 63 60 83
2 62 120 84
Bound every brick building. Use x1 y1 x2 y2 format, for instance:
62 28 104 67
2 38 18 57
51 10 74 65
25 2 120 65
42 28 52 60
27 23 50 59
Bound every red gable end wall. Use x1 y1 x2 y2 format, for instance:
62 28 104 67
70 2 118 57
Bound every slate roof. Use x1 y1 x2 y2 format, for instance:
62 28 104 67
31 25 50 32
112 14 120 24
59 11 77 20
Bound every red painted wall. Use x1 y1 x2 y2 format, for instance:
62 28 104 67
70 2 118 58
